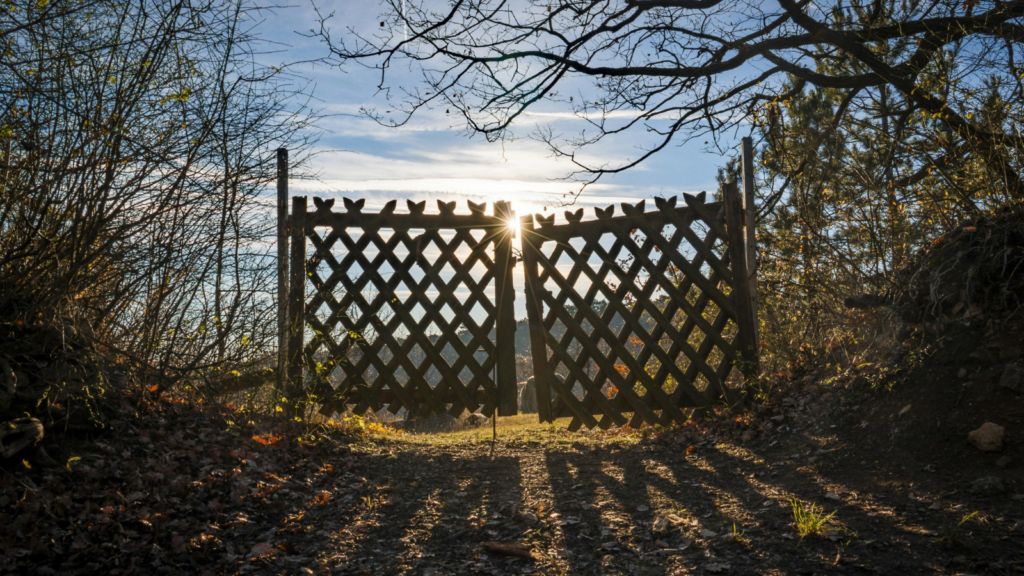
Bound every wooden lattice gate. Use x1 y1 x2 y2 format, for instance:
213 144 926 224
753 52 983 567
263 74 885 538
278 170 757 428
285 197 519 419
519 184 758 431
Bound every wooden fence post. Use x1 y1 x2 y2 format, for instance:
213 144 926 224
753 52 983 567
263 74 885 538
519 215 553 423
723 182 759 386
494 201 518 416
741 137 759 345
276 148 289 391
288 196 307 402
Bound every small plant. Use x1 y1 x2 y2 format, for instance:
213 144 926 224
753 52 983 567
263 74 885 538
731 522 746 541
791 499 836 538
934 511 978 546
324 414 403 438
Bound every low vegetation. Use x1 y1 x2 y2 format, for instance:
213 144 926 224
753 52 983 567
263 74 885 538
790 499 837 539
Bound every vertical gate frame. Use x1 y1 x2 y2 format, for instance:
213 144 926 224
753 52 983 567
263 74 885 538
520 214 553 423
276 149 289 391
723 182 759 385
288 196 307 401
493 201 519 416
741 137 760 347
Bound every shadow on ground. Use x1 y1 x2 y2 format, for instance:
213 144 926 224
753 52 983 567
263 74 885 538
257 420 1023 576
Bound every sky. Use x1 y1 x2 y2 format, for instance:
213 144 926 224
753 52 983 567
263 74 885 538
256 2 738 321
259 2 732 209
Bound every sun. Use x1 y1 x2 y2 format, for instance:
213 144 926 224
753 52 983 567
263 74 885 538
507 215 521 238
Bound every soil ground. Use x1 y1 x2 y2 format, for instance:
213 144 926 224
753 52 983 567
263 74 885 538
296 410 1024 576
4 410 1024 576
4 325 1024 575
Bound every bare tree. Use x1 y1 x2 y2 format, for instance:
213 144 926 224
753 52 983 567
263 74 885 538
0 0 319 428
314 0 1024 199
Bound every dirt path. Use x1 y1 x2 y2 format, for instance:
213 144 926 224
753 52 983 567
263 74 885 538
278 420 1024 576
5 401 1023 576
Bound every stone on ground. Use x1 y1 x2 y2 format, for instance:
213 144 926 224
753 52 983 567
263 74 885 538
1000 363 1022 391
519 377 538 414
970 475 1005 495
968 422 1005 452
464 413 489 428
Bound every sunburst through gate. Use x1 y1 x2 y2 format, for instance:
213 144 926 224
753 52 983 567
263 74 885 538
519 185 758 432
279 183 757 427
286 196 519 420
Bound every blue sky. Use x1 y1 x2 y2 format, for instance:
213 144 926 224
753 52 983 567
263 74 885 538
258 2 738 321
260 2 731 213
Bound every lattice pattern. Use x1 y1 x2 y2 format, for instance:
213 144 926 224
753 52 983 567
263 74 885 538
521 194 750 431
299 198 515 419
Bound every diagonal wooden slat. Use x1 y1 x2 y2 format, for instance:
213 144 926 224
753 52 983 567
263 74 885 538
294 199 518 420
548 229 688 425
522 192 756 429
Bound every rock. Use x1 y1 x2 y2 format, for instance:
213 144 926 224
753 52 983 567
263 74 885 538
29 445 59 468
969 475 1005 495
969 347 999 365
403 412 458 432
1000 364 1022 392
518 377 538 414
0 358 15 413
968 422 1004 452
740 429 757 443
519 376 563 414
464 413 489 428
518 511 539 526
0 417 44 458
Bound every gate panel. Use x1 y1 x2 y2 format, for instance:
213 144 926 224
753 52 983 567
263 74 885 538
520 188 756 431
294 198 517 419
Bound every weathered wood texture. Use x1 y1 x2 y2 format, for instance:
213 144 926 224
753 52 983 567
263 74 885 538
293 198 518 419
288 196 307 401
520 190 757 431
276 149 289 391
741 137 759 344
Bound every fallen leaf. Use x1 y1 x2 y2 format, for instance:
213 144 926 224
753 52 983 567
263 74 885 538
171 535 186 554
482 541 535 559
899 404 912 416
249 542 274 557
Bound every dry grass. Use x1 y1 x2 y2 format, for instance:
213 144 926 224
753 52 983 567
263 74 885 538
400 414 587 445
